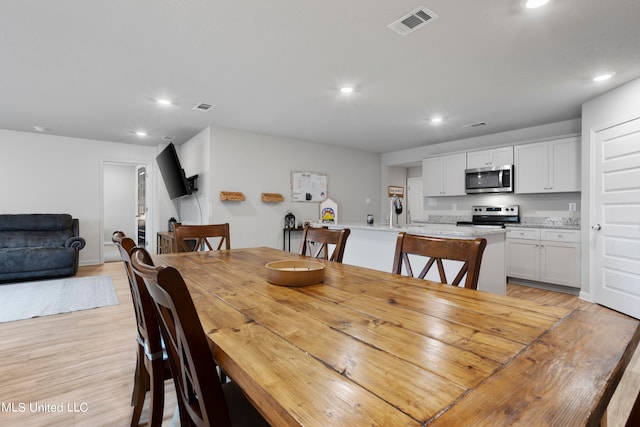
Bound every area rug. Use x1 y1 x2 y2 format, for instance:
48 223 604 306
0 275 119 323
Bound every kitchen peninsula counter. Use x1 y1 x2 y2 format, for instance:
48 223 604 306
316 222 507 295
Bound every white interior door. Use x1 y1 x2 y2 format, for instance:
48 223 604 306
593 115 640 318
407 177 424 222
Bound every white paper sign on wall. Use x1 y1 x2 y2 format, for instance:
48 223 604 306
291 171 328 202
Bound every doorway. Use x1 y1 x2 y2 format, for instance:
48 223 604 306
407 177 424 223
102 161 149 262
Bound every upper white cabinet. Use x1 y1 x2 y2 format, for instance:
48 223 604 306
514 136 580 194
466 146 513 169
422 153 466 197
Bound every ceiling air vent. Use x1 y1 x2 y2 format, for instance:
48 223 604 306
462 121 488 128
162 136 176 142
388 6 439 36
192 102 215 112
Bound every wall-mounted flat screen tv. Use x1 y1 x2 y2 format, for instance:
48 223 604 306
156 143 198 200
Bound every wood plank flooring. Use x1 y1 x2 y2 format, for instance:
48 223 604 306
0 262 637 426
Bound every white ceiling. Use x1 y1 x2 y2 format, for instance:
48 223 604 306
2 0 639 153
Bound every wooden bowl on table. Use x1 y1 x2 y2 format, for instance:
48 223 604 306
265 260 326 287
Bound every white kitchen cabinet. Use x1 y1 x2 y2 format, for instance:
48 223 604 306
514 136 580 193
506 227 581 288
466 146 513 169
506 228 540 281
422 153 466 197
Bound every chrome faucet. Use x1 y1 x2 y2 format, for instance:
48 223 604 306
390 195 403 228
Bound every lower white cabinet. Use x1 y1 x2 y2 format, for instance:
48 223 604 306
506 228 581 288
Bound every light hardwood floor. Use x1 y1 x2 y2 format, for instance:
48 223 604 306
0 262 637 426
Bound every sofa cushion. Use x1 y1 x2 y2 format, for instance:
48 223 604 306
0 230 74 248
0 247 75 274
0 214 74 232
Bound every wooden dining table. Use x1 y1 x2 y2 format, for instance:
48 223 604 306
153 247 640 427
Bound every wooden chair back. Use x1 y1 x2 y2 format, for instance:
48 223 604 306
625 389 640 427
173 223 230 252
112 231 170 426
130 246 233 427
112 231 164 364
299 226 351 263
392 232 487 289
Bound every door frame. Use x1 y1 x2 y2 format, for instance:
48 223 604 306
100 159 153 263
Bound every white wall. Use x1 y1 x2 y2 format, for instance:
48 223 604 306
180 127 382 249
174 127 211 226
0 129 159 265
580 76 640 300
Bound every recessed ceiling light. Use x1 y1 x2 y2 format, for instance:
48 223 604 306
33 126 46 132
135 131 148 137
430 117 444 124
524 0 550 9
340 86 354 94
593 73 614 82
156 98 172 105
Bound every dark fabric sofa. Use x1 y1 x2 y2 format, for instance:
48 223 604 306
0 214 86 283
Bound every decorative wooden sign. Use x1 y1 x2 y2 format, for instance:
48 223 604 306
388 186 404 197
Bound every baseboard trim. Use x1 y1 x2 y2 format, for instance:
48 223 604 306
507 277 580 296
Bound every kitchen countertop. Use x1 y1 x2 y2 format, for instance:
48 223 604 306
415 216 581 231
505 223 580 230
315 222 507 237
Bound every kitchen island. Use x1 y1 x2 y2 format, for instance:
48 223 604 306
317 223 507 295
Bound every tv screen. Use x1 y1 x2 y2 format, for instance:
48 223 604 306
156 143 194 200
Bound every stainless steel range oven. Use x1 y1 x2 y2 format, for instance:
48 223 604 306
456 205 520 228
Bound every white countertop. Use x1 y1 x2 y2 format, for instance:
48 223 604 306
505 223 580 230
315 222 507 237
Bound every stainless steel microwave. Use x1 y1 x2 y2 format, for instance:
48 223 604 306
465 165 513 194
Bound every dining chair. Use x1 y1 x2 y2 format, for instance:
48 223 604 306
130 246 270 427
112 232 172 427
299 225 351 263
173 223 230 252
624 388 640 427
392 232 487 289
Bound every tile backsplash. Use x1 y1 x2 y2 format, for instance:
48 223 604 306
422 214 580 229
